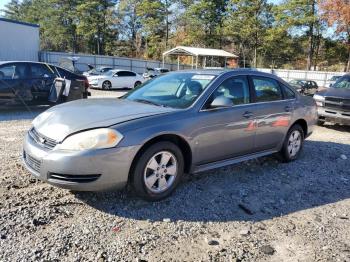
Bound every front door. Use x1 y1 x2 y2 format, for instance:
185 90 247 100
192 76 256 165
0 63 32 104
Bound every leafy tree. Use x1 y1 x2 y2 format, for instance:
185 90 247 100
319 0 350 71
224 0 272 67
274 0 319 70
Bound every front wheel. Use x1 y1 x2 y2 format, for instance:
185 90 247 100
131 142 184 201
278 124 304 162
102 81 112 90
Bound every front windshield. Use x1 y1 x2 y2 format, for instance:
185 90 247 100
124 72 216 109
333 76 350 89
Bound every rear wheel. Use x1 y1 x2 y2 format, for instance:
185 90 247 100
102 81 112 90
131 141 184 201
134 81 142 88
279 124 304 162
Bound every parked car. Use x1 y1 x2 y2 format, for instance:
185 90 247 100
23 70 317 200
0 61 90 107
289 79 318 95
328 75 342 88
88 69 145 89
83 66 114 77
143 67 170 79
314 74 350 125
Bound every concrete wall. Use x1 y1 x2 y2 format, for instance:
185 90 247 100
0 19 40 62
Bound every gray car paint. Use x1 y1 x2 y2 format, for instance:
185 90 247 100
23 70 317 191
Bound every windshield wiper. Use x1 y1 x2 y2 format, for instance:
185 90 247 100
133 99 166 107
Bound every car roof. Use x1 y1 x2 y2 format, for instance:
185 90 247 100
110 69 136 73
0 61 55 66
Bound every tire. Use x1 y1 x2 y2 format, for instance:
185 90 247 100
134 81 142 88
131 141 184 201
102 81 112 90
317 119 324 126
278 124 304 162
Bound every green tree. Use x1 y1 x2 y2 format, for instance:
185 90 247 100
274 0 319 70
224 0 272 67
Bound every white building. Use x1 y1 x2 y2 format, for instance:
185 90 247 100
0 18 40 61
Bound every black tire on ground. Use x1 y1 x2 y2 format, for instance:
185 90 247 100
134 81 142 88
102 81 112 90
131 141 184 201
278 124 304 163
317 119 324 126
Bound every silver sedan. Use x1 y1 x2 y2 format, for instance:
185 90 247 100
23 70 317 200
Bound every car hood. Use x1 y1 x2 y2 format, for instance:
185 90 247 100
32 98 176 142
317 88 350 99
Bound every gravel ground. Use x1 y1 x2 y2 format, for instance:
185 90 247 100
1 91 350 261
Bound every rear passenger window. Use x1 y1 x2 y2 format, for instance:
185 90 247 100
118 71 136 77
31 64 55 78
282 84 296 99
209 76 250 106
252 77 282 102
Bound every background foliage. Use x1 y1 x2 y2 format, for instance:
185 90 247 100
2 0 349 71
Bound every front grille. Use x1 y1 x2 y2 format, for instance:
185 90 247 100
325 97 350 112
48 173 101 183
29 128 58 149
24 151 41 173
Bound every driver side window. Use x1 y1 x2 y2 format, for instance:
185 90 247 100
206 76 250 108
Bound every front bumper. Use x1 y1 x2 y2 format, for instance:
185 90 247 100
22 132 140 191
317 107 350 125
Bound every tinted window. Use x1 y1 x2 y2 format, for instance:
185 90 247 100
0 63 30 80
252 77 282 102
117 71 136 77
282 84 296 99
31 63 55 78
333 75 350 89
55 67 75 79
209 76 250 106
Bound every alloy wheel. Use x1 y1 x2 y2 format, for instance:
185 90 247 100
102 81 111 90
287 130 302 157
143 151 178 193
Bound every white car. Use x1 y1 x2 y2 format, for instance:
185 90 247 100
88 69 145 89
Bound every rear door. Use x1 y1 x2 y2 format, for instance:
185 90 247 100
249 76 294 152
193 76 257 164
116 71 136 88
29 63 56 101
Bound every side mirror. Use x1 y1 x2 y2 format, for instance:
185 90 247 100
113 74 118 77
210 96 233 109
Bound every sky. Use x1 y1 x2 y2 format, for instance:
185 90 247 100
0 0 11 11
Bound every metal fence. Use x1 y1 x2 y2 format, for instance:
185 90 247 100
39 51 192 74
39 51 346 88
256 68 345 88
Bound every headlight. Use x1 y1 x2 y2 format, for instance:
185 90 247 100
313 94 325 107
57 128 123 151
313 94 325 101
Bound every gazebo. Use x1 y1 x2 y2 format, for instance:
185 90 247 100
162 46 238 70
